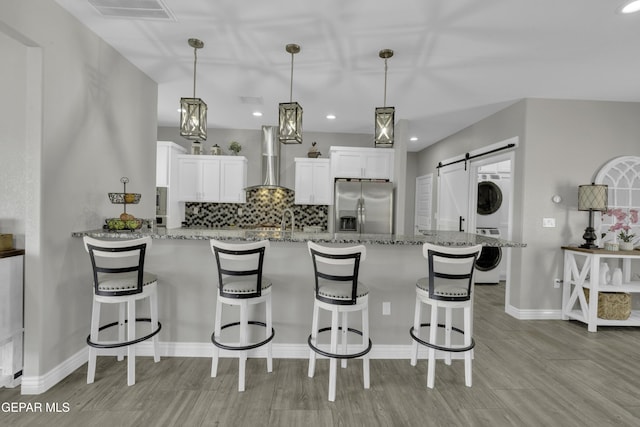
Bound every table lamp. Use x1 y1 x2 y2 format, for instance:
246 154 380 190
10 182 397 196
578 184 608 249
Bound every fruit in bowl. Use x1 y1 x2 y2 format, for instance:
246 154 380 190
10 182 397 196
126 219 142 230
107 216 142 230
107 219 126 230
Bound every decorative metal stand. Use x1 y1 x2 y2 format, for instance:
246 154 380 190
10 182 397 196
106 177 142 231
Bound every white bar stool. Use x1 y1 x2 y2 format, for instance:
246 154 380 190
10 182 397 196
409 243 482 389
307 241 372 402
83 236 161 386
210 239 274 392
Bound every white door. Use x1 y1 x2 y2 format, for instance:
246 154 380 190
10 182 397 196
414 173 433 235
437 162 470 231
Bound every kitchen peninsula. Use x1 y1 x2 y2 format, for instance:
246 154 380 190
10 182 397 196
71 228 525 358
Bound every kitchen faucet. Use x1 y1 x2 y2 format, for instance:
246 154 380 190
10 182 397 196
281 208 295 234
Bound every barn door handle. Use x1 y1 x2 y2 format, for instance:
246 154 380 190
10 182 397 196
459 216 465 232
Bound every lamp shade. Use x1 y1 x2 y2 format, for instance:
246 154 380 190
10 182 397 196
578 184 608 211
374 106 395 147
180 97 207 141
278 101 303 144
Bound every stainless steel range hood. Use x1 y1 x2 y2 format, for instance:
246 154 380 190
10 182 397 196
246 125 290 190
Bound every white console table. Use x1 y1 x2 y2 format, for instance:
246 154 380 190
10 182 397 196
562 246 640 332
0 249 24 388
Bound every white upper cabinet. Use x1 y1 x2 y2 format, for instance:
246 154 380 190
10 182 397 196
219 157 248 203
156 141 186 187
329 146 394 180
177 155 246 203
157 141 188 228
294 158 332 205
156 143 171 187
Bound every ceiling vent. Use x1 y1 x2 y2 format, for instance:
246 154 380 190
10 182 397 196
88 0 176 21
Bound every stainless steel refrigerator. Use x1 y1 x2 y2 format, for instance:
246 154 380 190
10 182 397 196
334 179 394 235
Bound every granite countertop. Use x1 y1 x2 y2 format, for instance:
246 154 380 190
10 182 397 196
72 228 526 247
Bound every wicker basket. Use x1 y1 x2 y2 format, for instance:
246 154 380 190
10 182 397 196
584 289 631 320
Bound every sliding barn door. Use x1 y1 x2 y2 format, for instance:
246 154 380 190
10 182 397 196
437 162 470 232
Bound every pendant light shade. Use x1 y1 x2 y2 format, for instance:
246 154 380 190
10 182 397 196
374 49 394 148
279 44 303 144
180 38 207 141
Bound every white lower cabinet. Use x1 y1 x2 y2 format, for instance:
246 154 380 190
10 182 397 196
178 155 246 203
295 158 332 205
0 251 24 388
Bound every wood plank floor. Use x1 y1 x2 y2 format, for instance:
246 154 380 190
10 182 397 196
3 283 640 426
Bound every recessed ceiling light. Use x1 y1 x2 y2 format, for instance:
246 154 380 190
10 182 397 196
326 114 336 120
252 111 263 117
620 0 640 14
410 137 418 141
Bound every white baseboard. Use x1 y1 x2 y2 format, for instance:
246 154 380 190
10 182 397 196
21 347 88 395
136 342 429 360
506 304 563 320
19 342 463 394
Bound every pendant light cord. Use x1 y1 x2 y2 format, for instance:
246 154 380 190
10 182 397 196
289 51 294 102
193 46 198 98
383 58 388 107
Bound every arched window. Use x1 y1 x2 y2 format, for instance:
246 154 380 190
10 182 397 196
594 156 640 245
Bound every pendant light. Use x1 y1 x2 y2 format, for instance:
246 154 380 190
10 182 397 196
180 38 207 141
279 43 303 144
374 49 394 148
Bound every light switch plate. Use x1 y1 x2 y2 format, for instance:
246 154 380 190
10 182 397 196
543 218 556 228
382 302 391 315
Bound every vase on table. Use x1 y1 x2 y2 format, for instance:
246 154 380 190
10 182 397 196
619 241 634 251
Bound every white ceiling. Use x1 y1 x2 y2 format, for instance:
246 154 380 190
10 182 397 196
54 0 640 151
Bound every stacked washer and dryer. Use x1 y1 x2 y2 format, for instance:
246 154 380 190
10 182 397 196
475 161 511 285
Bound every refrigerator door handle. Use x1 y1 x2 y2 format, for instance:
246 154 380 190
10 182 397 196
360 198 366 231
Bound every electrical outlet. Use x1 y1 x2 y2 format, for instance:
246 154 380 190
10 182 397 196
554 278 562 288
382 302 391 315
543 218 556 228
237 208 243 216
192 206 199 214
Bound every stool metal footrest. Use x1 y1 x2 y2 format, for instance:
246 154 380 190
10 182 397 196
308 326 373 359
409 323 475 353
211 321 275 351
87 318 162 349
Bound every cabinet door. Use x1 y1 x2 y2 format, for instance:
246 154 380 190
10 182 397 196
362 150 394 179
0 255 23 343
311 161 332 204
295 161 315 204
295 159 332 205
219 159 247 203
177 157 201 201
200 159 221 201
331 151 363 178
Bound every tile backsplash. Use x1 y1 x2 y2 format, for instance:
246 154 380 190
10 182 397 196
184 187 328 230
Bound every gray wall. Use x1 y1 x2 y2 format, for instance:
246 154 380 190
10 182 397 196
416 99 640 312
1 0 158 381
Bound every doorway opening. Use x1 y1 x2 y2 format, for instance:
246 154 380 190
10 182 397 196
435 137 517 313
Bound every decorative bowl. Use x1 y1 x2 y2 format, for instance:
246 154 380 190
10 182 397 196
105 218 143 231
108 193 141 204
